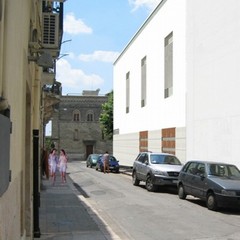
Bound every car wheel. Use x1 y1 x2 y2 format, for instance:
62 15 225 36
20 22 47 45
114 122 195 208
206 192 218 211
86 163 88 167
178 184 186 199
146 175 156 192
132 171 140 186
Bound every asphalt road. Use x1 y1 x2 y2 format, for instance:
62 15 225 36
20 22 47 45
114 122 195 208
67 161 240 240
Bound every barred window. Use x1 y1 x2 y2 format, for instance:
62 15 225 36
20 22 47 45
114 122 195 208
73 110 80 122
86 110 94 122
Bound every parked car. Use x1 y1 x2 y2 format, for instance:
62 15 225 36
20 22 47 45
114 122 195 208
177 160 240 210
132 152 182 191
86 154 100 168
95 155 120 173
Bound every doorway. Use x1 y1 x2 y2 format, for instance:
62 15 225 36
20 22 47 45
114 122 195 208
86 145 93 159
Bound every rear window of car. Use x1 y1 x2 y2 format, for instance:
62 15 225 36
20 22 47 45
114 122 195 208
110 156 117 162
150 154 181 165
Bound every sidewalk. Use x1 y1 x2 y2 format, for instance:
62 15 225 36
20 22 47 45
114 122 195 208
119 166 132 176
36 172 121 240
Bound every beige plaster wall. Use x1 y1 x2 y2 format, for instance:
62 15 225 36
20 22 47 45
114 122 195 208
0 0 40 239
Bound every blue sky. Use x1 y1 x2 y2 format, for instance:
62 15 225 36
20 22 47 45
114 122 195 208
56 0 161 95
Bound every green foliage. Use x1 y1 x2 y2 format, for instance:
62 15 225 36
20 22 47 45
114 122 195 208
99 91 113 140
44 137 54 151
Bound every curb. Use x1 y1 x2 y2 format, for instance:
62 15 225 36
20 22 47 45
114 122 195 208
119 166 132 176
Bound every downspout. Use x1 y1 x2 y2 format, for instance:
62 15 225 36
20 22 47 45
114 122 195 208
33 129 41 238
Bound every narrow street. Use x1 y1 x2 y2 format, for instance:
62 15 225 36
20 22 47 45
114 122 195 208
67 161 240 240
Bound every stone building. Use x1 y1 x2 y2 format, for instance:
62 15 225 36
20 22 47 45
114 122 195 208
51 89 112 160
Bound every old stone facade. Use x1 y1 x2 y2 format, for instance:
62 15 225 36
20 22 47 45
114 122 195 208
52 90 112 160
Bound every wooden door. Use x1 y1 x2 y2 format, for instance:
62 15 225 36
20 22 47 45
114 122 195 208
86 145 93 159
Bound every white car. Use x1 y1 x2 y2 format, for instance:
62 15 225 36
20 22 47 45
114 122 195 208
132 152 182 191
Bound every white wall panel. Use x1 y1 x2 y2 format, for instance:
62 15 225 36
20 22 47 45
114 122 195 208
186 0 240 167
113 132 139 166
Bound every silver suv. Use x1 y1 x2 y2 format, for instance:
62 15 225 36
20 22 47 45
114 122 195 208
132 152 183 191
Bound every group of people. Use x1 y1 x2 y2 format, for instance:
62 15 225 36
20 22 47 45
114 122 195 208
48 149 110 184
48 148 68 185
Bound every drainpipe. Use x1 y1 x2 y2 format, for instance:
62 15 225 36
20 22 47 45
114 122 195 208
33 129 41 238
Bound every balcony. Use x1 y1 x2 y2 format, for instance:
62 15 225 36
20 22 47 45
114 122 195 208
42 82 62 124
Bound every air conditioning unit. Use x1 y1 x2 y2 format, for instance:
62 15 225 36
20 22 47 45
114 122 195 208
42 13 59 48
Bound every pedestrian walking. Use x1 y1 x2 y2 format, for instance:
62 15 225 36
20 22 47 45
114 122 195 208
48 148 58 185
103 151 110 174
58 149 68 183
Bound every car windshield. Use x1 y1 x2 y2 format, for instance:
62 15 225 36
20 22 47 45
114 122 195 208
208 163 240 178
150 155 181 165
99 156 117 162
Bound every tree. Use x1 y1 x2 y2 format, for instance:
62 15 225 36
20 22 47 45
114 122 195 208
99 91 113 140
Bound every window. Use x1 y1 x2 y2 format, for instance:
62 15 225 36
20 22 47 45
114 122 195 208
186 162 205 176
186 162 198 174
87 111 94 122
74 129 79 140
73 113 79 121
73 110 80 122
196 163 205 175
126 72 130 113
164 32 173 98
141 56 147 107
138 153 147 163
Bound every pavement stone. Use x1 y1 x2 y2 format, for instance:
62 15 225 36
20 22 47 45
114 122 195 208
36 173 113 240
35 166 132 240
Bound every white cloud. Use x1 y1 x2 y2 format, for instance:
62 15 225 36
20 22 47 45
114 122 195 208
64 13 92 35
56 59 104 94
129 0 161 12
78 50 120 63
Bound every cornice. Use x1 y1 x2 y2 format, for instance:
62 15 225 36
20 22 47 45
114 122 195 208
60 95 108 103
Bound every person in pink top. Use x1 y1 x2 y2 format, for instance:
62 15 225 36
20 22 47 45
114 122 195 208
58 149 68 183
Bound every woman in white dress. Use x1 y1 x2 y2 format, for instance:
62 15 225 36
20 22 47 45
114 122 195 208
59 149 68 183
48 148 58 185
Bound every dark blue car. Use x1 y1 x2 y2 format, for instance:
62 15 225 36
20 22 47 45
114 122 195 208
95 155 120 173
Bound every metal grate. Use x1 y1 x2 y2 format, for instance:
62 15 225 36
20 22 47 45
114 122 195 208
168 172 179 177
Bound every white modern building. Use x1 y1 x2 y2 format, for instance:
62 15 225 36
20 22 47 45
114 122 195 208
113 0 240 168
